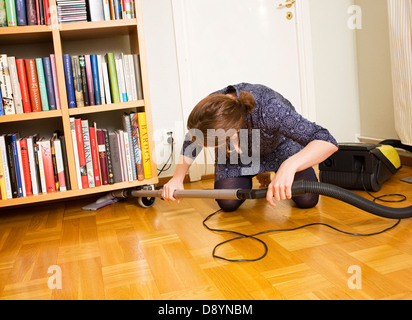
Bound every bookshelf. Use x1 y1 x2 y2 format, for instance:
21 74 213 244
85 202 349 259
0 0 158 208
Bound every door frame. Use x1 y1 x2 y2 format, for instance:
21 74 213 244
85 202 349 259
171 0 317 181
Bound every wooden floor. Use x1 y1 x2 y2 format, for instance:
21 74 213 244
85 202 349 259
1 166 412 300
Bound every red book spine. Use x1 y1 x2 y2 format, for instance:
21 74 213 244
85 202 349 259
43 0 50 25
97 129 109 185
19 139 33 196
75 118 89 189
89 127 101 187
25 59 42 112
16 59 32 113
40 140 56 193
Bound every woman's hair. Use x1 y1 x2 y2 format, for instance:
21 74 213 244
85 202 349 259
187 91 256 147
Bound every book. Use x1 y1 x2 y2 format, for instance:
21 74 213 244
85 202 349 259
10 134 23 197
126 54 137 101
37 0 45 25
39 139 56 193
70 117 82 189
108 131 122 183
16 138 26 196
74 118 88 188
37 138 47 193
106 53 120 103
96 129 109 185
53 138 66 191
122 113 136 180
89 126 101 187
90 54 101 105
78 55 90 106
26 136 39 195
0 54 15 115
115 55 127 102
5 135 18 197
19 138 32 196
43 0 50 25
130 112 144 180
50 54 61 110
7 56 23 114
0 135 12 199
71 56 84 107
0 89 3 115
101 59 111 104
81 119 95 187
63 54 76 108
50 134 60 191
84 55 95 106
87 0 104 21
122 129 133 182
137 112 152 179
26 0 37 25
59 136 70 190
35 57 49 111
4 0 17 26
16 59 31 113
0 141 7 199
25 59 42 112
132 54 143 100
102 0 110 20
31 135 42 194
122 53 133 102
15 0 27 25
97 55 105 104
42 57 57 110
103 129 114 184
0 0 7 27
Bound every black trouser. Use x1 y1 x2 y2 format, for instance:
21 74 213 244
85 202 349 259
214 167 319 212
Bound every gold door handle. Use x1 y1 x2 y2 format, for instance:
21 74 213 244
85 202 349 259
277 0 296 9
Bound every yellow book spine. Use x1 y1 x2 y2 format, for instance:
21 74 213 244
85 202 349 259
137 112 152 179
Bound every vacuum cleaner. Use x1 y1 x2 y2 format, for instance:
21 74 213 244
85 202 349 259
82 141 412 220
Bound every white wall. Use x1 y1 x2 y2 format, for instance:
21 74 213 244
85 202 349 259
308 0 361 143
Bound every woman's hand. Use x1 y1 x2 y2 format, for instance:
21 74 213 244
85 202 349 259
162 177 184 203
266 162 297 207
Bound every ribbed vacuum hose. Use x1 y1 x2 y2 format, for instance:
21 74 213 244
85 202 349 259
292 180 412 220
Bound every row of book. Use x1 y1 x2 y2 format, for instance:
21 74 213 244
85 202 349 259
0 0 51 26
63 52 143 109
0 131 71 200
70 112 151 190
0 53 61 115
0 0 137 26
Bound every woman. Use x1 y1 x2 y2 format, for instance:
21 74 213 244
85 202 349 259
162 83 339 212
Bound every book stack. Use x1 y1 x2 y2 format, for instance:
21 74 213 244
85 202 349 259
56 0 87 24
0 131 71 200
0 53 61 115
70 111 151 189
63 52 143 108
0 0 52 26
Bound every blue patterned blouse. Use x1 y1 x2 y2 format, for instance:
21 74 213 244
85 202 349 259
181 83 338 180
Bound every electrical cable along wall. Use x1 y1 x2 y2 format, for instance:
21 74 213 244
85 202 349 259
387 0 412 146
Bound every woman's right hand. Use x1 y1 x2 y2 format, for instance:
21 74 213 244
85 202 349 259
162 177 184 203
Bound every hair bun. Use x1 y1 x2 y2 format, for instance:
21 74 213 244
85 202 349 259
238 91 256 113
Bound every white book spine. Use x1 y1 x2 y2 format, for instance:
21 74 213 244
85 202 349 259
0 54 15 115
116 132 125 181
37 144 47 193
70 117 82 189
0 135 12 199
127 55 137 101
101 60 111 104
103 0 110 20
115 56 127 102
119 130 127 181
7 56 23 114
27 137 39 195
81 119 95 188
122 131 133 182
54 139 67 192
122 53 133 102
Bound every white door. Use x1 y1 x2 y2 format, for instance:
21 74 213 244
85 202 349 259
172 0 315 180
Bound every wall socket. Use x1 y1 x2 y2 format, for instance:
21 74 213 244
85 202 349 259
162 129 174 145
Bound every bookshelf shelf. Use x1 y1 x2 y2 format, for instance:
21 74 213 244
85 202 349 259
0 110 62 123
0 0 158 209
68 100 144 116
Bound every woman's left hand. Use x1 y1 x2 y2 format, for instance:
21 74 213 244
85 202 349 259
266 162 296 207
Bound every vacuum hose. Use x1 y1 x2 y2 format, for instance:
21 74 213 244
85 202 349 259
291 181 411 220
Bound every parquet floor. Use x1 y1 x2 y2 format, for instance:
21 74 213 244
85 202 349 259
1 166 412 300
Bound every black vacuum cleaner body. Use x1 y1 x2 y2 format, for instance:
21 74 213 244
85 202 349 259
319 143 402 192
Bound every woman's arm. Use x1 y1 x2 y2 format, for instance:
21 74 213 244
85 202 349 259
266 140 338 207
162 155 193 202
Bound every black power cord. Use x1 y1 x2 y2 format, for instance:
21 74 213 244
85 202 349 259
157 132 174 176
